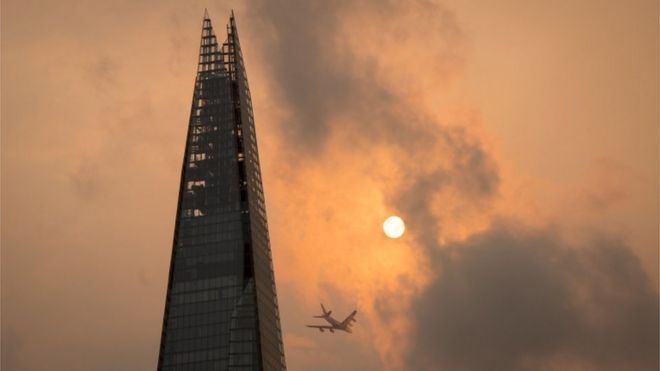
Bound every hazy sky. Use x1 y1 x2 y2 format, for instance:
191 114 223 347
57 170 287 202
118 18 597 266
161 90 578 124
2 1 658 370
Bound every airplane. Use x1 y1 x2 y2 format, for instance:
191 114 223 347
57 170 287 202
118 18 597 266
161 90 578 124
306 303 357 333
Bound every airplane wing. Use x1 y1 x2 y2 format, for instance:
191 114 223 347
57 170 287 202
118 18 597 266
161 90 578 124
340 310 358 327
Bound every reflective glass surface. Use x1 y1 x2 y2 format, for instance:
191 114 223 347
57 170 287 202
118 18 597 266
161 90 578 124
158 14 285 371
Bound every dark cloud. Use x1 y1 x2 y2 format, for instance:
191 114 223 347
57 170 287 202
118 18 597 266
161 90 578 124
245 0 501 247
389 124 500 253
245 0 355 151
403 225 659 371
244 0 467 154
243 4 510 370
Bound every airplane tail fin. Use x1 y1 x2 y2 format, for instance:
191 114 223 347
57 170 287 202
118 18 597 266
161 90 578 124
314 303 331 318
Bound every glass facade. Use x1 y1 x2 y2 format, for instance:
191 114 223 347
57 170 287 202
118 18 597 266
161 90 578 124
157 12 286 371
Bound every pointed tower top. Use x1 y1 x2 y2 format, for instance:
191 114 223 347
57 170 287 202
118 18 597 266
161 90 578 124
229 9 238 31
203 8 210 20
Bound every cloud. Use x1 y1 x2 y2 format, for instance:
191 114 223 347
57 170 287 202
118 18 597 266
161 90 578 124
244 0 468 155
3 1 656 371
404 224 659 371
244 0 355 151
242 1 502 368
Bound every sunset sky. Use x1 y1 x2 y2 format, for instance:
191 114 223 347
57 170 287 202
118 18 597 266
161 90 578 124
2 1 658 370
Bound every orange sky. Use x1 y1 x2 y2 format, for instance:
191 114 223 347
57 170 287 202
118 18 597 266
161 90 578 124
2 1 658 370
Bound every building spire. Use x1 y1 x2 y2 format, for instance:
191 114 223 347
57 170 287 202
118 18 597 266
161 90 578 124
157 8 287 371
195 10 245 78
197 10 220 74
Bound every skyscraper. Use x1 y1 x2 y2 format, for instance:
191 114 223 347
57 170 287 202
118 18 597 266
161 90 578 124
157 11 286 371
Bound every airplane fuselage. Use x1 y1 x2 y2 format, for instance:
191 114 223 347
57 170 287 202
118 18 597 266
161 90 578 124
306 304 357 333
322 315 351 332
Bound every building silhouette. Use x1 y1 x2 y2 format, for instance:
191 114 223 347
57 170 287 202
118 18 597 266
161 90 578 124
157 11 286 371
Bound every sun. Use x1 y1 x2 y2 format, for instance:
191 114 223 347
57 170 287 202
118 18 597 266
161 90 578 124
383 216 405 239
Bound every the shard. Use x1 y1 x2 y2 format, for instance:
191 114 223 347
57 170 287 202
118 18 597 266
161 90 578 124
157 11 286 371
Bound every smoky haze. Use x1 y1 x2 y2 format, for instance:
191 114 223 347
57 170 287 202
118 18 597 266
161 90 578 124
244 0 659 370
403 225 659 371
2 0 658 370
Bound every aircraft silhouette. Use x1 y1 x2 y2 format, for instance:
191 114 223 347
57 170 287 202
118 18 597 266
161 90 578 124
306 303 357 333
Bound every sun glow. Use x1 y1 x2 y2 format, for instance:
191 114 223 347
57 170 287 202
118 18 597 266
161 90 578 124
383 216 405 239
